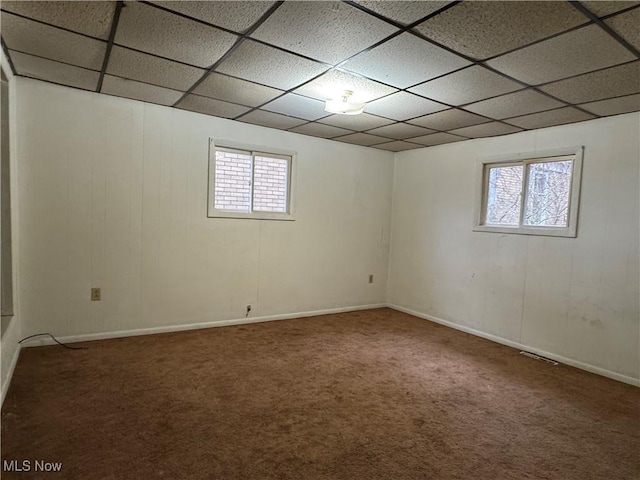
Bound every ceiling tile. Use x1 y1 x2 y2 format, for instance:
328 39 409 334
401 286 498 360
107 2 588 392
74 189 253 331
177 94 252 119
407 108 490 131
581 1 639 17
352 1 451 25
1 12 106 70
150 1 276 33
262 94 328 121
464 90 564 120
506 107 596 129
318 112 395 131
107 46 205 92
14 0 636 143
102 75 183 106
373 140 424 152
341 33 471 88
250 1 397 65
413 1 587 60
449 122 522 138
216 40 329 90
364 92 447 121
1 1 115 39
289 122 353 139
9 50 99 90
408 132 467 146
365 123 435 140
487 24 636 85
579 94 640 116
293 69 397 103
115 2 238 68
408 66 523 106
237 110 307 130
333 133 389 146
193 73 283 107
539 61 640 104
605 7 640 50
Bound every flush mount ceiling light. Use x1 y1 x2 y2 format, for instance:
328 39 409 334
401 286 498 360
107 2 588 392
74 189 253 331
324 90 366 115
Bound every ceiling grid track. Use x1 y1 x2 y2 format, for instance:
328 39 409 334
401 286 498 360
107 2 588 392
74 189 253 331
96 0 124 92
171 1 285 107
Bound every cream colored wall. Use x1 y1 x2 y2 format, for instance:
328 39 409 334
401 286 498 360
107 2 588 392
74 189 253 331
1 54 22 403
387 113 640 382
15 78 393 339
10 76 639 387
1 318 20 402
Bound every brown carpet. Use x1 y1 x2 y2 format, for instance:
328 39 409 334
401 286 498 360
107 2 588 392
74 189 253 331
2 308 639 480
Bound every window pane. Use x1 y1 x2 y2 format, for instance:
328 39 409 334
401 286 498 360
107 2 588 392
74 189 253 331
485 165 523 226
214 150 252 212
253 156 288 213
524 160 572 227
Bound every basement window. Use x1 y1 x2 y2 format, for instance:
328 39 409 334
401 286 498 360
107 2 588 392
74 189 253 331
208 141 294 220
473 147 583 237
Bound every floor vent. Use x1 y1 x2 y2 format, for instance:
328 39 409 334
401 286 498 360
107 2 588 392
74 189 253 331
519 351 559 365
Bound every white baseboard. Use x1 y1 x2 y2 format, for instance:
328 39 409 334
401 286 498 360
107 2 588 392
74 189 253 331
387 303 640 387
19 303 387 348
1 343 22 407
16 302 639 388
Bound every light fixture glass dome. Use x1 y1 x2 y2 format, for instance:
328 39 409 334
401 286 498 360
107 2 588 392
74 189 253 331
324 90 366 115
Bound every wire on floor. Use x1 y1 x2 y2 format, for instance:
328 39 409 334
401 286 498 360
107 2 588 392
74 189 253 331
18 333 88 350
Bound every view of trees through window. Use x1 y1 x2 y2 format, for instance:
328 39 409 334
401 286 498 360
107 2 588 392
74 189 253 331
485 159 573 228
523 161 572 226
486 165 523 226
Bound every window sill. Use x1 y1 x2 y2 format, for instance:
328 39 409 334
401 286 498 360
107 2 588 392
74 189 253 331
473 224 576 238
207 211 295 221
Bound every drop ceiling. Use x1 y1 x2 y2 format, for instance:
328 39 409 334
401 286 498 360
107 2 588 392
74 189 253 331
1 0 639 151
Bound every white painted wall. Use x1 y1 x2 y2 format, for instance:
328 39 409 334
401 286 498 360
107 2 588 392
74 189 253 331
388 113 640 382
15 78 393 339
1 53 22 404
9 76 639 388
1 318 21 402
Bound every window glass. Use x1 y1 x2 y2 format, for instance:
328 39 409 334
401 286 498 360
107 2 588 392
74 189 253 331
523 160 572 227
475 149 582 238
253 155 288 213
214 150 252 212
209 144 293 220
485 165 523 226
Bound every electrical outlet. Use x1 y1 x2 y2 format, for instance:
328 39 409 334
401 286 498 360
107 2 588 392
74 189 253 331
368 274 374 284
91 288 101 301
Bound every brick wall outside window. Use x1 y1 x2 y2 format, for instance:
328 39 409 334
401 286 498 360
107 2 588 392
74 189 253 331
213 150 289 214
214 151 252 211
253 156 288 213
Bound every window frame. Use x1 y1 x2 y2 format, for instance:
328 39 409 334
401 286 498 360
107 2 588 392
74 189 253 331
207 139 296 221
473 146 584 238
